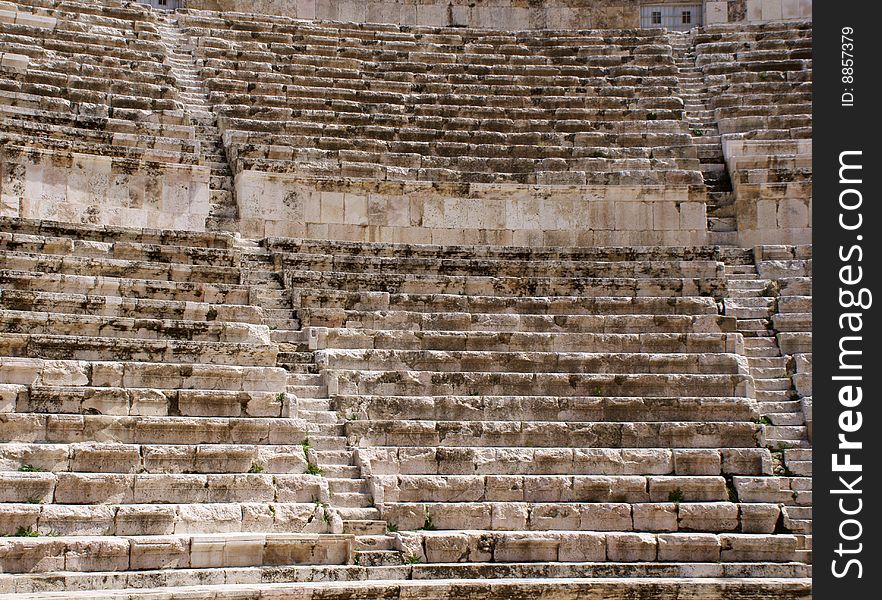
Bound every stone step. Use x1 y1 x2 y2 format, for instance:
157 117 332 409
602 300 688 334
319 349 747 375
0 501 335 537
330 370 753 399
309 436 348 451
332 395 760 423
766 413 804 426
322 465 361 478
354 549 402 567
299 398 332 411
755 378 792 392
298 410 339 424
354 535 395 551
342 520 388 536
336 507 382 521
328 478 367 494
344 419 760 448
287 385 328 399
0 565 813 596
331 492 374 508
750 366 787 379
314 450 354 465
756 390 793 402
0 532 353 574
764 425 808 439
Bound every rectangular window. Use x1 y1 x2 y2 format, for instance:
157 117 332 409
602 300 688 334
682 10 692 24
652 11 662 24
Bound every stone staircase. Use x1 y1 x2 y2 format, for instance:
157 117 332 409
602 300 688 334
156 14 238 232
669 31 737 246
720 247 812 566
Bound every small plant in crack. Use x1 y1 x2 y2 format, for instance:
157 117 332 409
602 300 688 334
248 463 264 473
421 509 437 531
405 553 422 564
306 463 324 476
17 465 46 472
668 487 685 504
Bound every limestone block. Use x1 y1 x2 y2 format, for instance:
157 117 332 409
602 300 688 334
739 504 781 534
720 534 797 562
175 504 242 534
142 446 196 474
557 533 607 562
606 532 657 562
0 384 21 413
0 472 54 503
39 361 88 386
55 473 133 504
128 535 190 570
256 446 307 474
572 476 648 503
0 538 66 573
0 52 28 73
70 443 141 474
678 503 739 532
490 503 529 531
706 1 728 23
274 475 327 503
761 0 784 20
264 534 351 565
579 504 632 531
115 505 176 536
648 476 727 502
39 505 115 536
633 503 678 532
0 505 40 536
0 442 68 472
721 449 771 475
65 537 130 572
673 450 722 475
132 474 206 504
657 533 721 562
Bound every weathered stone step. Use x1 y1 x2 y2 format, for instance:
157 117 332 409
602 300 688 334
292 291 720 316
356 445 770 477
354 549 402 566
0 532 353 574
766 413 804 426
0 333 277 367
331 492 374 508
332 395 760 423
328 478 367 494
756 390 793 402
319 349 747 376
755 378 791 392
345 419 760 448
302 311 731 335
0 564 813 596
322 465 361 478
0 251 242 285
383 500 785 532
750 366 787 379
330 370 753 399
298 410 339 424
0 413 308 446
0 501 333 537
